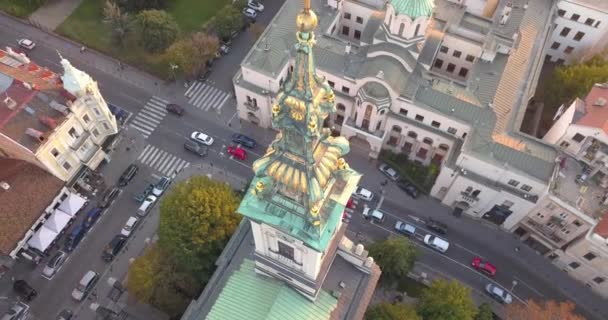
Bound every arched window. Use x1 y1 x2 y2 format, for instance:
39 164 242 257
414 24 420 36
439 144 449 151
392 125 402 133
472 190 481 197
379 109 386 116
407 131 418 139
422 137 433 145
337 103 346 111
399 23 405 36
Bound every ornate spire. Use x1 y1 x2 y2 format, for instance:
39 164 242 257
60 57 94 97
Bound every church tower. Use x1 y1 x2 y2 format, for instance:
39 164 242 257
237 0 363 301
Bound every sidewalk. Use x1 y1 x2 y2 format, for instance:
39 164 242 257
29 0 84 30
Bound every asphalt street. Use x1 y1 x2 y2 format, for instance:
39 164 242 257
0 1 607 319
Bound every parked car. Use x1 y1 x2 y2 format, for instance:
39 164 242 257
378 163 400 181
248 0 264 11
423 234 450 253
184 140 208 157
397 180 419 198
152 176 171 197
471 257 497 277
102 235 127 262
243 7 258 19
352 186 374 202
17 39 35 50
64 225 87 252
83 207 102 229
394 221 416 237
166 103 184 116
42 250 67 279
346 197 355 209
362 207 385 223
1 302 28 320
118 164 138 187
426 218 448 235
190 131 214 146
227 146 247 160
137 195 158 217
99 187 120 209
198 68 212 81
134 184 154 203
72 271 99 301
121 216 139 237
13 280 37 301
485 283 513 304
231 133 257 148
219 44 230 55
56 309 73 320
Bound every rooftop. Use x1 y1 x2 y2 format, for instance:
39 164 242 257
566 0 608 12
0 158 64 255
574 83 608 133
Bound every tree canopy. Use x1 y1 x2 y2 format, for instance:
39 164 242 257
506 300 585 320
103 1 131 45
368 237 418 288
136 9 179 53
365 302 421 320
163 32 219 79
475 303 494 320
118 0 169 12
417 279 477 320
208 5 245 40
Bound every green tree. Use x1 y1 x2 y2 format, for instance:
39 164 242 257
103 0 131 46
158 176 242 283
475 303 494 320
210 5 245 40
118 0 168 12
365 302 421 320
135 9 179 53
368 237 418 289
417 279 477 320
163 32 218 79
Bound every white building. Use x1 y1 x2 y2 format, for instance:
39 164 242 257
545 0 608 64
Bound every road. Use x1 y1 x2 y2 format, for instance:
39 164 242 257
0 1 607 319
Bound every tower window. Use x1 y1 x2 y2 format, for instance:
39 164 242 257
354 30 361 40
570 14 580 22
342 26 350 36
573 31 585 41
440 45 449 53
278 241 294 260
344 12 351 20
446 63 456 73
560 27 571 36
452 50 462 58
434 58 444 69
356 16 363 24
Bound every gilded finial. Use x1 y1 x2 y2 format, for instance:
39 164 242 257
254 181 265 195
337 158 349 170
272 104 281 117
310 202 320 217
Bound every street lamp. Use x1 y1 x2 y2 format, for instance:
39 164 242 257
511 279 518 291
169 63 179 81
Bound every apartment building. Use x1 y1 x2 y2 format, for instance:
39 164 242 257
0 48 118 182
546 0 608 64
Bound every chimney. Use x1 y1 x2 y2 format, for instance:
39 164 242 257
0 181 9 191
345 42 351 55
3 95 16 110
49 100 69 115
39 116 58 129
25 128 45 142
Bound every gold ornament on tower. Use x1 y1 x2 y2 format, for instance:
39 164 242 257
296 0 318 33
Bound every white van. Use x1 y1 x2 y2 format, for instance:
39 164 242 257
121 216 138 237
362 207 385 223
137 195 157 217
423 234 450 253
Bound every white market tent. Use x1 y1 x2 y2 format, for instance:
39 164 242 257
58 192 87 216
43 210 72 233
27 226 59 252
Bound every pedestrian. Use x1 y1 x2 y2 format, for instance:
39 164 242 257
515 246 520 252
80 46 86 53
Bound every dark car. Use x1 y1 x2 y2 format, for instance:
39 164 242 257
56 309 73 320
64 225 87 252
397 180 419 198
99 187 120 209
13 280 37 301
231 133 257 148
184 140 208 157
198 68 212 81
102 235 127 262
83 208 102 229
118 164 138 187
166 103 184 116
426 218 448 235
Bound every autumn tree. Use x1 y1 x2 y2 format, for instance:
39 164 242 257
475 303 494 320
365 302 421 320
209 5 245 40
368 237 418 289
417 279 477 320
506 300 585 320
248 23 266 40
103 0 131 46
158 176 242 283
135 9 179 52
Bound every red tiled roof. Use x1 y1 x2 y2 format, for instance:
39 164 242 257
575 84 608 133
0 158 64 255
594 214 608 239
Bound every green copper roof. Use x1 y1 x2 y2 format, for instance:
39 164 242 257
205 259 338 320
390 0 435 17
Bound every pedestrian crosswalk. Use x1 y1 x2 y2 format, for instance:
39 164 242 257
137 144 190 176
184 81 231 111
129 96 168 138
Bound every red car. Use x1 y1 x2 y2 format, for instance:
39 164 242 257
471 257 497 277
346 197 355 209
227 146 247 160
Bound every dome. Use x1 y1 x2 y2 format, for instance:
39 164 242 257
360 81 389 99
390 0 435 18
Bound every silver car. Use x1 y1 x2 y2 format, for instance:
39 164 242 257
1 302 28 320
42 250 67 279
485 283 513 304
72 270 99 301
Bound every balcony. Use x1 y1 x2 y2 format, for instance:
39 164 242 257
244 101 259 112
69 131 90 150
525 218 564 244
460 191 479 204
343 117 385 139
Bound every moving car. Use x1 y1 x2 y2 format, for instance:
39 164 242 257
485 283 513 304
83 207 103 229
352 186 374 202
362 207 385 223
243 7 258 19
121 216 138 237
99 187 120 209
118 164 138 187
1 302 28 320
397 180 419 198
378 163 400 181
394 221 416 237
471 257 497 277
166 103 184 116
227 146 247 160
423 234 450 253
17 38 35 50
137 195 158 216
426 218 448 235
72 271 99 301
64 225 87 252
151 176 171 197
13 280 37 301
248 0 265 11
184 140 208 157
42 250 67 279
190 131 214 146
102 235 127 262
231 133 257 148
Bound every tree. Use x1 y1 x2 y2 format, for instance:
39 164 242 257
506 300 585 320
365 302 421 320
248 23 266 40
210 5 245 40
417 279 477 320
158 176 242 283
190 32 219 66
368 237 418 288
475 303 494 320
135 9 179 53
103 0 131 46
118 0 168 12
163 32 219 79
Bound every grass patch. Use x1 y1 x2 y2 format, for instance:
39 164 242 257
380 150 439 194
0 0 44 18
167 0 230 33
397 277 427 298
